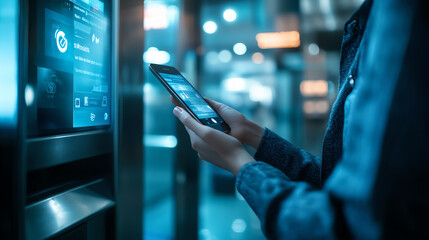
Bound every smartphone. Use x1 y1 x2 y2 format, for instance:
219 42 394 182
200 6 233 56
149 64 231 133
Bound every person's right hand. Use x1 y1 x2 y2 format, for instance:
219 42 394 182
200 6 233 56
170 95 264 149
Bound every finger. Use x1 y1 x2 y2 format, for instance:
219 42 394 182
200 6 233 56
170 95 181 107
173 106 208 135
174 106 227 146
186 128 203 151
185 127 215 158
185 126 202 145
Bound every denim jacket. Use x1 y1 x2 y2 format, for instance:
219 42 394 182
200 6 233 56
236 0 429 239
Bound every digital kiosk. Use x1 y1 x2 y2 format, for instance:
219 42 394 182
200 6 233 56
24 0 116 238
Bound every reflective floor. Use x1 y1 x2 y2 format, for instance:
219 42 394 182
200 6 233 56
198 161 265 240
144 160 265 240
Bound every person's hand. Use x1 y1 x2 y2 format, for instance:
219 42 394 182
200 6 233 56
170 96 264 149
173 106 255 175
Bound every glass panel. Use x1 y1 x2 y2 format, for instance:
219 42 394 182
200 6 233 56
0 0 19 128
143 1 180 239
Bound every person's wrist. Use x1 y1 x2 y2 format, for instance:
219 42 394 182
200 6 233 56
230 149 255 176
243 119 264 149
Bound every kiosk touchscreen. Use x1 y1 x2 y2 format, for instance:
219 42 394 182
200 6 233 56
28 0 111 135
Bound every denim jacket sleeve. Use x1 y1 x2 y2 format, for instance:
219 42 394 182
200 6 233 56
254 128 322 188
236 162 336 239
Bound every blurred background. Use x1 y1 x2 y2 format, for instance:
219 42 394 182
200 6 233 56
143 0 364 239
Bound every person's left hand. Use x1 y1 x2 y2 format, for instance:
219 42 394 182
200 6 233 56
173 106 255 176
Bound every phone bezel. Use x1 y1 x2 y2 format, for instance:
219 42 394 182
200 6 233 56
149 64 230 133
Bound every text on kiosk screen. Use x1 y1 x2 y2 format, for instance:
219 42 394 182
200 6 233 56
35 0 110 130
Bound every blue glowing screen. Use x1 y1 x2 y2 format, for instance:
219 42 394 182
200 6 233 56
32 0 110 131
160 73 223 125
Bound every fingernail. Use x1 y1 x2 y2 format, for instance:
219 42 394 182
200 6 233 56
174 106 183 113
173 107 183 118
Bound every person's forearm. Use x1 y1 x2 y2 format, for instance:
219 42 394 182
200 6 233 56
236 162 338 239
243 120 264 149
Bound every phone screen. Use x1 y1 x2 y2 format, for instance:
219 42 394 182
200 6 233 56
159 73 224 126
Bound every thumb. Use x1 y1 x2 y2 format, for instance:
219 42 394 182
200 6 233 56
204 98 225 114
173 106 225 146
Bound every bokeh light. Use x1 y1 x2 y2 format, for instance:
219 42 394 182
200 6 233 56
233 43 247 55
143 47 171 64
251 52 264 64
223 9 237 22
218 50 232 63
308 43 320 55
203 21 217 34
25 84 35 106
224 78 246 92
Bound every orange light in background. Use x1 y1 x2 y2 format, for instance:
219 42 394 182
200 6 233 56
144 4 168 30
303 100 329 115
256 31 300 49
300 80 328 97
251 52 264 64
